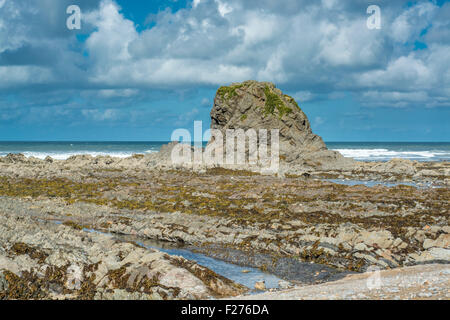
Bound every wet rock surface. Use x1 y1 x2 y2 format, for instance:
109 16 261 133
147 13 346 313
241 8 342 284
0 205 246 300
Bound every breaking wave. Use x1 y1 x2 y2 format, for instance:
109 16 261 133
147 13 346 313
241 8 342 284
333 148 450 161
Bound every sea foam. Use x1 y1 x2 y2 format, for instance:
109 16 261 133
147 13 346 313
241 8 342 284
333 148 449 161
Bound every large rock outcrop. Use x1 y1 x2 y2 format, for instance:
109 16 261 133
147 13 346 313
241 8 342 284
209 80 351 168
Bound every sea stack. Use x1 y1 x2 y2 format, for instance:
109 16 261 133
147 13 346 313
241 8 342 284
209 80 351 169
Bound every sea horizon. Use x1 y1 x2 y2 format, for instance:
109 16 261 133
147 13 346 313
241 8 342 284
1 141 449 162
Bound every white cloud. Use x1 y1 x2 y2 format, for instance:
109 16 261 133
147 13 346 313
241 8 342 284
0 1 29 53
201 97 211 108
293 91 315 102
0 66 53 87
318 19 384 67
239 12 280 46
90 58 254 86
85 0 138 67
357 54 433 90
98 89 138 98
361 90 429 108
313 116 325 127
193 0 202 8
215 0 232 17
82 108 118 121
391 2 437 43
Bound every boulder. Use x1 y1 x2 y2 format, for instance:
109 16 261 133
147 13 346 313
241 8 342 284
208 81 353 169
411 248 450 263
423 234 450 249
254 280 266 291
3 153 27 164
371 158 417 176
357 230 394 249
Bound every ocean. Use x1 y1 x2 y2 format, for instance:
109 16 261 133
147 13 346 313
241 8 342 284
0 141 449 162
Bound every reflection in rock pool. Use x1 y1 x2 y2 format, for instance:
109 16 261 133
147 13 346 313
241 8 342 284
89 230 285 291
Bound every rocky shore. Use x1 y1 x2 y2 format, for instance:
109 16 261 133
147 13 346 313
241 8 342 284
0 155 448 299
0 199 247 300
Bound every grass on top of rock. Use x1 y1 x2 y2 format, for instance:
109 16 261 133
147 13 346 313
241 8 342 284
283 94 301 109
263 86 292 118
217 84 245 100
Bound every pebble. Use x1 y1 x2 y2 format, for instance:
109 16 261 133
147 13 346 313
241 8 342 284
278 280 292 290
255 281 266 291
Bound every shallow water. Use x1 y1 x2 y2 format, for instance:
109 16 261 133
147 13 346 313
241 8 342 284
325 179 434 188
81 227 284 291
135 239 283 291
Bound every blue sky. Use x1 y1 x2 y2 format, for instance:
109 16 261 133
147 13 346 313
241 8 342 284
0 0 449 141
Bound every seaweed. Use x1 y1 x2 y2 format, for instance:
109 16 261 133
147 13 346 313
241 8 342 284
9 242 49 263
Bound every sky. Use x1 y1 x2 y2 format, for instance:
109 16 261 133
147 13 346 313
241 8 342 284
0 0 449 142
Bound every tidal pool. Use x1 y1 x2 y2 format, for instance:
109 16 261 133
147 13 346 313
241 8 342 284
43 218 349 292
83 228 284 291
325 178 434 188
